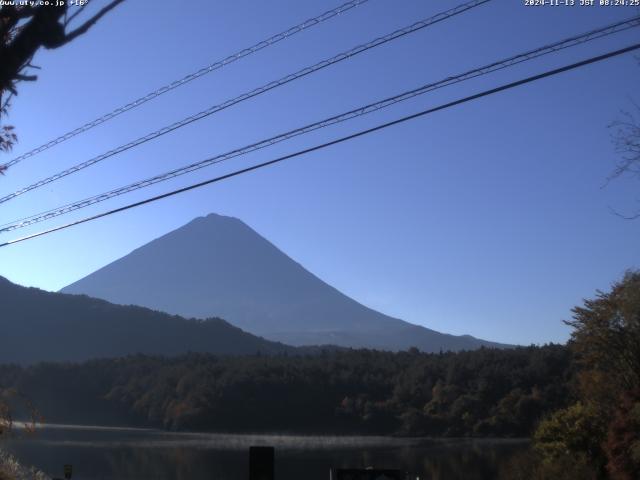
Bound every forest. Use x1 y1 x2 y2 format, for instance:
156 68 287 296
0 344 572 437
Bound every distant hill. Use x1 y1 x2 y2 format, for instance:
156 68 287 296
0 276 292 364
61 213 511 352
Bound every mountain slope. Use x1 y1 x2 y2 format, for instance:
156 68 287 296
0 276 292 364
62 213 510 352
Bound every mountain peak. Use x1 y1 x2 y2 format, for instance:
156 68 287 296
61 215 512 352
202 212 241 222
183 212 244 228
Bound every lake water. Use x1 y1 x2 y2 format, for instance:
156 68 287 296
3 424 530 480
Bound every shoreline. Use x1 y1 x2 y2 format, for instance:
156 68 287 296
15 420 532 441
7 423 531 451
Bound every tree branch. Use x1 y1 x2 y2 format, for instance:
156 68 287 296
64 4 89 27
62 0 125 45
14 73 37 82
608 205 640 221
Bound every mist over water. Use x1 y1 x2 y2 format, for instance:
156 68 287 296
4 424 529 480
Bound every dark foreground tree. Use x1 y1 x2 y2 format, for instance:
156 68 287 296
0 1 125 163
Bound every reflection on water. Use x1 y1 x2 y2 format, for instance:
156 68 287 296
3 424 530 480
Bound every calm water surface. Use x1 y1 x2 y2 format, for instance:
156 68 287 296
4 424 529 480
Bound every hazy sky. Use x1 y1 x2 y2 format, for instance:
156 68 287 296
0 0 638 345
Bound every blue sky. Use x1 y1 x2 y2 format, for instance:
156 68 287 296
0 0 638 345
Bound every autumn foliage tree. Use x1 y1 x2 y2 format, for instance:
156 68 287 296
604 388 640 479
534 271 640 478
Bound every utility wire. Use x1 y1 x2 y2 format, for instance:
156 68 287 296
0 0 370 171
2 41 639 248
0 0 491 205
1 15 638 233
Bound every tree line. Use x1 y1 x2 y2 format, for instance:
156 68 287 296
0 344 572 437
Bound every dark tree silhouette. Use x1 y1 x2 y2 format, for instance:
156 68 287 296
610 101 640 186
0 1 125 168
608 61 640 219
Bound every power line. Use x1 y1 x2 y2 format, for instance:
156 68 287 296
2 41 638 249
2 15 637 234
0 0 370 171
0 0 492 205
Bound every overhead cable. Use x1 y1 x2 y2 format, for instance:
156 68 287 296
0 0 370 171
0 0 491 204
1 15 637 233
2 41 639 248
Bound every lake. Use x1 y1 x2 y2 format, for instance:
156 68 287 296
3 424 530 480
